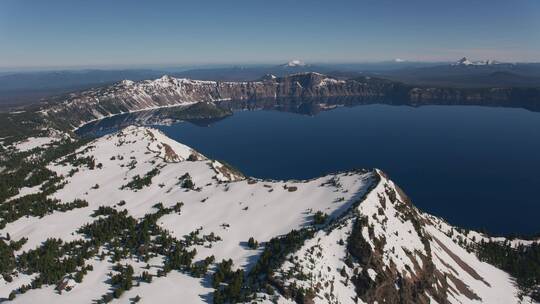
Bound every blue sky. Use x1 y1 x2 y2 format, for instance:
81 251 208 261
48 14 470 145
1 0 539 69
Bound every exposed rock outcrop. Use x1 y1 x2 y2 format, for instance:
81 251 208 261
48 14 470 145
40 73 540 129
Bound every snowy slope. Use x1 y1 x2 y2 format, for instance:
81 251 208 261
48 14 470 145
0 126 535 303
9 128 69 152
272 172 529 303
1 126 372 303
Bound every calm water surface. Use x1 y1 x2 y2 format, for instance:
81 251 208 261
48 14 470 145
77 105 540 234
153 105 540 235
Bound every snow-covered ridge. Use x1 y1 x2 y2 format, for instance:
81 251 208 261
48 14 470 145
39 73 377 129
2 126 535 303
272 171 530 303
1 126 375 302
452 57 503 66
7 128 70 152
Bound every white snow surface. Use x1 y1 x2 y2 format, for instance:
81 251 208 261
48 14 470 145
286 60 306 67
1 126 534 303
273 172 531 304
12 137 55 152
11 129 67 152
2 126 372 303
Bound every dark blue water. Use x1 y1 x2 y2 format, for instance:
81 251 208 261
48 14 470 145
154 105 540 235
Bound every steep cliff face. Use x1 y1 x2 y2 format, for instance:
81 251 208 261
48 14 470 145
39 73 399 127
39 73 540 128
41 76 232 128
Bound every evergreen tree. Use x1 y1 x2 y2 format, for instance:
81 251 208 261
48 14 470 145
247 237 258 249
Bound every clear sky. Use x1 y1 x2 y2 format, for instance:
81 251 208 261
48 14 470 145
1 0 539 69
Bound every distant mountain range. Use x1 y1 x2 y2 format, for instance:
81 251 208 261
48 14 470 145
1 59 540 110
0 69 165 108
378 60 540 88
452 57 503 66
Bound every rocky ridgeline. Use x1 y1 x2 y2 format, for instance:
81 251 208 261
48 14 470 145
41 73 355 127
272 170 513 303
39 73 540 129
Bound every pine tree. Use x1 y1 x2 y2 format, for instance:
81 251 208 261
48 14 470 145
247 237 258 249
74 271 84 283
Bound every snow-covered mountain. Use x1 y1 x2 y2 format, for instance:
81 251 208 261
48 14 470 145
1 126 536 303
40 73 359 128
452 57 502 66
284 60 307 67
37 72 540 131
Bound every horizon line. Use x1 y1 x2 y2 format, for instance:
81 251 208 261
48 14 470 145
2 58 539 73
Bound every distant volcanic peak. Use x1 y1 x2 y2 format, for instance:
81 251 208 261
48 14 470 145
285 59 307 67
453 57 501 66
394 58 406 62
456 57 474 66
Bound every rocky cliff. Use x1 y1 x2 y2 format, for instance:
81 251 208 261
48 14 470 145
39 73 540 128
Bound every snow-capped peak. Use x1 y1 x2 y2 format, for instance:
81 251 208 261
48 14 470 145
394 58 406 63
285 59 306 67
453 57 501 66
456 57 474 66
